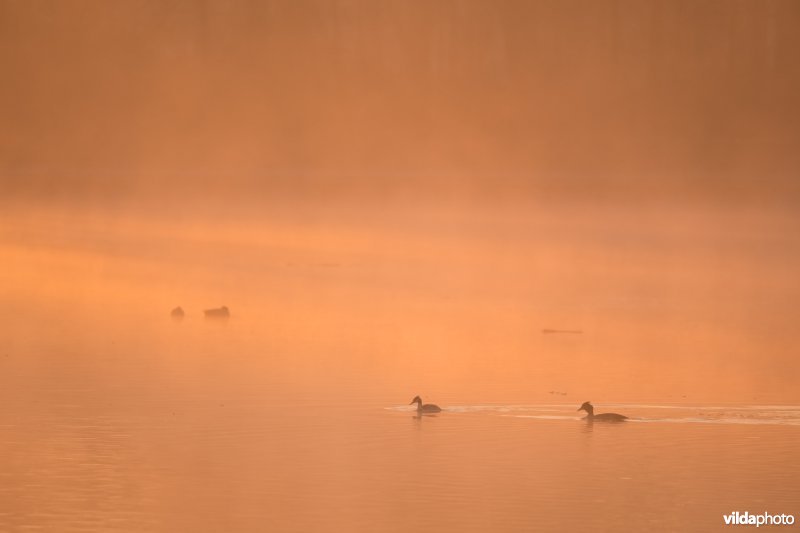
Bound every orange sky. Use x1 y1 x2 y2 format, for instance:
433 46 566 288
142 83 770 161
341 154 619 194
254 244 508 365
1 0 799 203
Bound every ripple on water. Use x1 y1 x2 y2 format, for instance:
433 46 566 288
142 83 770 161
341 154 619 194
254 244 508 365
385 403 800 426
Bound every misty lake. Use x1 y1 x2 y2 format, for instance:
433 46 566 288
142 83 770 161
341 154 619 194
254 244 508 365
1 203 798 531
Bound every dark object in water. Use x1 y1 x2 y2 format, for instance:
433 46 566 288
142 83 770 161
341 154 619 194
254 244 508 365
578 401 627 421
542 328 583 334
204 306 230 319
410 395 442 414
171 306 185 318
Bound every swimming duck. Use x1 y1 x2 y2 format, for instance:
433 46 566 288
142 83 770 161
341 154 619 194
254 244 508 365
410 396 442 413
170 306 185 318
578 401 627 421
204 306 230 318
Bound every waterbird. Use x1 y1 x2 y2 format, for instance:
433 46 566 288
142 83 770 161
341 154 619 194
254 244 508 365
578 401 627 421
410 396 442 414
171 306 185 318
204 306 230 319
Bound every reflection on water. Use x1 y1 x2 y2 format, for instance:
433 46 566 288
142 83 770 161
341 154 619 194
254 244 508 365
1 204 799 531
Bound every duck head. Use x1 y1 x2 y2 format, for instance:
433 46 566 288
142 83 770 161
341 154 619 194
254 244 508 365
578 401 594 415
410 396 422 405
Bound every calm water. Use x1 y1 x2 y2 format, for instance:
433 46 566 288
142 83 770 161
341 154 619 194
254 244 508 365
1 204 799 531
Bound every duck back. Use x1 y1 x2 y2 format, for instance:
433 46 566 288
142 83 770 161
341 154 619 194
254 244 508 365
594 413 627 421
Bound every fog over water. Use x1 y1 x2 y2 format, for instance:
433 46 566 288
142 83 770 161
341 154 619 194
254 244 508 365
3 200 800 404
2 0 799 202
2 1 799 531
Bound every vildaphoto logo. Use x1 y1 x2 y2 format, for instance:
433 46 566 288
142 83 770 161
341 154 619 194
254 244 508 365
723 512 795 527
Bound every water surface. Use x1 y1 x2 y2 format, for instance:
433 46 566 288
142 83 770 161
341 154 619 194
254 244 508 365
1 204 798 531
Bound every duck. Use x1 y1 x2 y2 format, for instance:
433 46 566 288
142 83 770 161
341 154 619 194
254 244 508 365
170 306 185 318
410 396 442 414
204 306 230 319
578 401 627 421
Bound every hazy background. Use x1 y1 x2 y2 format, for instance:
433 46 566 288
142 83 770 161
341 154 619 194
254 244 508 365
2 0 799 398
1 0 799 204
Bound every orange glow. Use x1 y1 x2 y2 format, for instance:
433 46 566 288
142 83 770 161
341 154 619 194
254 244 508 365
1 2 799 531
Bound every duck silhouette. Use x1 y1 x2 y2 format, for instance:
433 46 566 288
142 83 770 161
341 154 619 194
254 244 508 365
578 401 627 421
410 396 442 414
204 306 230 319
